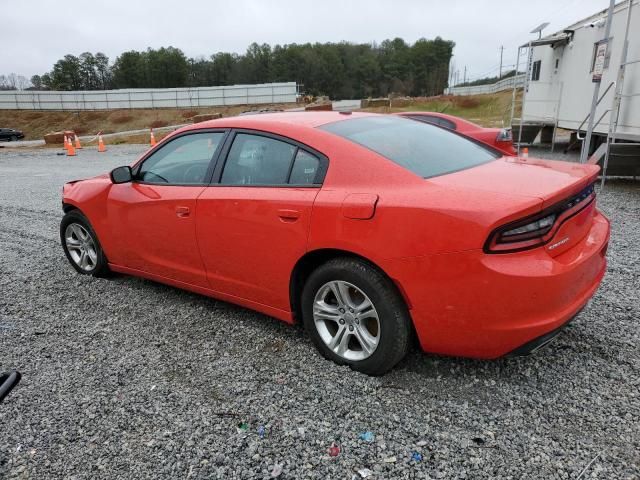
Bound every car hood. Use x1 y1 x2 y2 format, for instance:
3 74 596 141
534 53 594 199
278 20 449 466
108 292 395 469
65 173 110 185
429 157 599 209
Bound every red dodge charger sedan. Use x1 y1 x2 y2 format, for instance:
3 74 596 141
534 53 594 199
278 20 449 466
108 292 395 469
61 112 609 375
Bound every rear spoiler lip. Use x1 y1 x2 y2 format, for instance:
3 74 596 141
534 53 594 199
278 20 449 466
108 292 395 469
539 165 599 209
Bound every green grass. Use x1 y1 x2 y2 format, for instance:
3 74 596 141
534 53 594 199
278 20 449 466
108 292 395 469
361 91 522 128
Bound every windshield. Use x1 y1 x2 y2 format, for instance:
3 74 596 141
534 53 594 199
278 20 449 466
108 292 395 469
320 116 499 178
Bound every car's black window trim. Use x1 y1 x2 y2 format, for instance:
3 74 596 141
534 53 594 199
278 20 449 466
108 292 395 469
131 128 230 187
404 114 457 131
285 146 300 183
210 128 329 188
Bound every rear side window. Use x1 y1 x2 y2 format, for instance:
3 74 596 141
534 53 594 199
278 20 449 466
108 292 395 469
320 116 498 178
220 133 324 186
289 150 320 185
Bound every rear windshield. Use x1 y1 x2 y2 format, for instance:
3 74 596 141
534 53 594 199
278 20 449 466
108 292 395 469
320 116 499 178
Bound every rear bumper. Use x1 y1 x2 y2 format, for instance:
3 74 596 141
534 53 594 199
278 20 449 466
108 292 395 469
506 304 585 356
382 210 610 359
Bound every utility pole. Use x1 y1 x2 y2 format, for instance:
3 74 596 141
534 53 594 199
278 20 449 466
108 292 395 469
463 66 467 85
499 46 504 79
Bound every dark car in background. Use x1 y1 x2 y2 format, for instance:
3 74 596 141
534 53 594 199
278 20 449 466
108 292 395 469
0 128 25 141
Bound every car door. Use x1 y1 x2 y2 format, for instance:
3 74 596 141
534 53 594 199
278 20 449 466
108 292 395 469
107 130 227 287
196 130 328 311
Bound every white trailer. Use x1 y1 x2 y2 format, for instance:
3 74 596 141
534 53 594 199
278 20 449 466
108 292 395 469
512 0 640 178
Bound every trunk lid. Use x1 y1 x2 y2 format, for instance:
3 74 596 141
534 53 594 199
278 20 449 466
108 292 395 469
430 157 599 208
430 157 600 256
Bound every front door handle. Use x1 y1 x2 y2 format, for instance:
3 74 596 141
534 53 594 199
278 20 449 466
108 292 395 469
277 208 301 222
176 206 190 218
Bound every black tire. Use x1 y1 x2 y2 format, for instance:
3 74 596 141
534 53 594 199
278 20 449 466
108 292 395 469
60 210 110 277
10 135 17 142
301 257 411 375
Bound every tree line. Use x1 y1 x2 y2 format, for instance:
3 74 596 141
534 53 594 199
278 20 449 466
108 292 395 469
23 37 454 99
0 74 30 91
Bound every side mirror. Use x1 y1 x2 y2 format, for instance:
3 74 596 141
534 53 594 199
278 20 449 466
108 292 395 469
0 371 21 404
110 166 133 184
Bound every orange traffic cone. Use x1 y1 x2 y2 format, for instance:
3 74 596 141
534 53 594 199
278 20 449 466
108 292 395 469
67 139 76 156
150 128 157 147
63 135 69 151
98 134 106 153
522 147 529 158
74 134 82 149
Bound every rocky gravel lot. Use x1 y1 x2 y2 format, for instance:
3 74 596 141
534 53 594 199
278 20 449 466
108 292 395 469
0 145 638 479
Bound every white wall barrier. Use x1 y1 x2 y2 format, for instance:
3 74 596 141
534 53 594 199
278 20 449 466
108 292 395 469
0 82 298 110
444 75 525 96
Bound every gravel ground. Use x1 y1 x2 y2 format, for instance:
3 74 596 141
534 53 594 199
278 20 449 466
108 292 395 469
0 144 638 479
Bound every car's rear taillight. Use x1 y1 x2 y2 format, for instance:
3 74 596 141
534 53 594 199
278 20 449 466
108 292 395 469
485 183 596 253
500 213 556 242
496 128 512 142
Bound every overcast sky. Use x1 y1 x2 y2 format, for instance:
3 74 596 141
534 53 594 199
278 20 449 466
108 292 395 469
2 0 608 83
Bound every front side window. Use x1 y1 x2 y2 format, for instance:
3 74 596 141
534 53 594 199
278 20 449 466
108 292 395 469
137 132 224 185
320 116 498 179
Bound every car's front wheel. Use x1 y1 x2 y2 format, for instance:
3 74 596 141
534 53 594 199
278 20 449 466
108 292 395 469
301 257 411 375
60 210 110 277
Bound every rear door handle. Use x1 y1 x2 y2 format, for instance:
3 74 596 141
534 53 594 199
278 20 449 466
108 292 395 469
277 208 301 222
176 206 190 218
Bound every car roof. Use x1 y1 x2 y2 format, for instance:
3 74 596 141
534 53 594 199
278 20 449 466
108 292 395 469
180 111 378 133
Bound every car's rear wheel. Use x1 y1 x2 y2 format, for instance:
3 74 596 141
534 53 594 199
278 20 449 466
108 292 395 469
301 257 411 375
60 210 110 277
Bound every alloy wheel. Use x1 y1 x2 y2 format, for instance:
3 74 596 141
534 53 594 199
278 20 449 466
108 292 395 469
312 280 380 361
64 223 98 272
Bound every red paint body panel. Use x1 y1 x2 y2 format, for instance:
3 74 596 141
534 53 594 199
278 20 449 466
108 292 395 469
108 263 293 324
342 193 379 220
380 211 609 358
106 183 209 286
430 157 600 209
195 186 318 311
62 111 610 360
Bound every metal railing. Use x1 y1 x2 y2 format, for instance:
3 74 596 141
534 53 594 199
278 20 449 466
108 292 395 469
444 75 525 96
576 81 616 139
